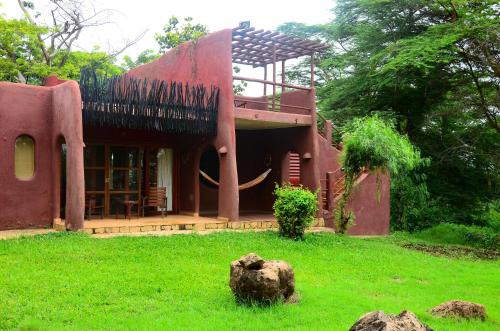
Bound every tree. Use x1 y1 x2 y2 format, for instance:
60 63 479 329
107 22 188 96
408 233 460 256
279 0 499 227
121 49 160 70
0 0 141 84
121 16 207 71
155 16 208 52
0 13 123 83
0 15 47 83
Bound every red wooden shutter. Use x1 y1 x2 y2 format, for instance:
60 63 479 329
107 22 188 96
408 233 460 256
289 152 300 186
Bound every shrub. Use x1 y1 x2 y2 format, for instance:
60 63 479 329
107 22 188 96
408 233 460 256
414 223 499 250
273 184 317 239
480 200 500 232
464 227 499 250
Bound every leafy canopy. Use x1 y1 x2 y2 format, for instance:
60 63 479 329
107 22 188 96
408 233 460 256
279 0 499 227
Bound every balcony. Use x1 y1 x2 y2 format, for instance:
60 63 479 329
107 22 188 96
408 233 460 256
231 25 328 130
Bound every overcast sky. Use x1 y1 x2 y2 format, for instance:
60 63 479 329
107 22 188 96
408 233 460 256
1 0 335 95
1 0 334 58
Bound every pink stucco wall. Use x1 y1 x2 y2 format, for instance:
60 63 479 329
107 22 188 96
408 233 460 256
0 81 84 230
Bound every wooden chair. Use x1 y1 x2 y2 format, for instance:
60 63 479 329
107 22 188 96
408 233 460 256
85 196 104 220
141 187 167 218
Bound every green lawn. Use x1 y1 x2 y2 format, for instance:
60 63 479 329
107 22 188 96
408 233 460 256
0 231 498 330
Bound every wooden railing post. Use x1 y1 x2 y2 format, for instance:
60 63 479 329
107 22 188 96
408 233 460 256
282 60 285 93
324 120 333 145
310 53 315 88
272 45 276 111
326 171 334 211
263 65 267 95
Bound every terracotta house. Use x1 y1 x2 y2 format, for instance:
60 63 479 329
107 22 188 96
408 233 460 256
0 26 390 235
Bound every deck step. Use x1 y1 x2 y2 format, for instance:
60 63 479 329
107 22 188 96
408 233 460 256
83 220 279 234
54 218 326 234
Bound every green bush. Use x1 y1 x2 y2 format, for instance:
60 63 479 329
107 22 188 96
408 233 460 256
273 184 317 239
414 223 499 250
480 200 500 232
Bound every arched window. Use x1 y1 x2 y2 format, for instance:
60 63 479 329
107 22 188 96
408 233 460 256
15 135 35 180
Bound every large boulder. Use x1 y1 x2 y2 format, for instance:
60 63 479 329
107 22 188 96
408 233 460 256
229 253 295 304
431 300 486 320
349 310 433 331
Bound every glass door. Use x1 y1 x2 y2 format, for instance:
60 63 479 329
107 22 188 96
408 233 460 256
108 146 142 217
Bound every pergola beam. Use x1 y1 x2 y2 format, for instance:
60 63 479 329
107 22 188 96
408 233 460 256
232 25 328 68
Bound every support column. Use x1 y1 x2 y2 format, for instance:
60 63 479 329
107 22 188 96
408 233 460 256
297 89 322 216
64 140 85 230
216 142 239 221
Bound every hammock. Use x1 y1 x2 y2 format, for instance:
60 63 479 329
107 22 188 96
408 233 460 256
199 168 272 191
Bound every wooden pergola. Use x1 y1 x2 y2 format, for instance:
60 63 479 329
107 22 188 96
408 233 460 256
232 24 329 111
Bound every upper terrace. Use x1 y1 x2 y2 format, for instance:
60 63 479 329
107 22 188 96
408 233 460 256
231 24 328 130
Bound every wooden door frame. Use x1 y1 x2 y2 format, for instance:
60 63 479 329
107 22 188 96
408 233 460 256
84 141 179 217
106 145 142 217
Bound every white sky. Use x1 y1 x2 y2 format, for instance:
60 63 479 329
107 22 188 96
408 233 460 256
1 0 335 94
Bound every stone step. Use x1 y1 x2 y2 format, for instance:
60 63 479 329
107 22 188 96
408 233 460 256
53 218 325 235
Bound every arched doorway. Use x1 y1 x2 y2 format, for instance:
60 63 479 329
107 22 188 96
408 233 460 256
199 146 219 217
58 137 67 219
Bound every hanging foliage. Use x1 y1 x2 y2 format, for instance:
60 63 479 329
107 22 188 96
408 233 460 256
79 68 219 135
336 116 428 234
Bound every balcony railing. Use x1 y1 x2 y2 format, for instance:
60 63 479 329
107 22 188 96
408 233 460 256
233 75 313 113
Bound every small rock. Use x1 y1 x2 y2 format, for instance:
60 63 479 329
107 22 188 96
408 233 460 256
431 300 486 320
229 253 295 304
238 252 265 269
349 310 432 331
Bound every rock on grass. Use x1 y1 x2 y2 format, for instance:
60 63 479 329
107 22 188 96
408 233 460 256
349 310 432 331
431 300 486 320
229 253 295 305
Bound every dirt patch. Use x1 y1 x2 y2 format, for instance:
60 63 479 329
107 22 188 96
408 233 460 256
401 243 499 260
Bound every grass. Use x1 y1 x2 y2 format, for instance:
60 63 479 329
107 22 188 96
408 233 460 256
0 231 499 330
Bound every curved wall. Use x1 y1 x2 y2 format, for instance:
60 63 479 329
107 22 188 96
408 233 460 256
0 81 84 230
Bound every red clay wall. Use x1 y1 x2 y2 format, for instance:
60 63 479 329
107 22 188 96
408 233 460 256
127 29 239 220
280 90 311 115
0 81 84 230
234 96 268 110
346 173 390 235
317 133 342 176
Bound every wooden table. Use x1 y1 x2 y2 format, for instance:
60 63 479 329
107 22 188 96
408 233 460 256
122 200 139 220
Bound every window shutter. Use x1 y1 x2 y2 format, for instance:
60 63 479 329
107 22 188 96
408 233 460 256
289 152 300 186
